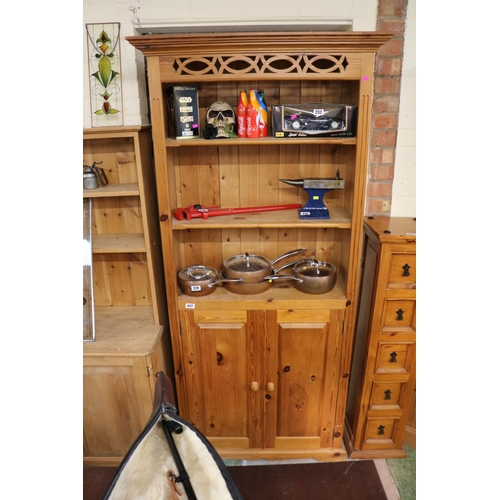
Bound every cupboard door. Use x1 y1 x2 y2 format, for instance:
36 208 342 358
179 309 263 450
83 356 153 460
268 309 344 450
179 308 345 452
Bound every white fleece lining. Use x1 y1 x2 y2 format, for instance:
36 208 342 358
108 415 234 500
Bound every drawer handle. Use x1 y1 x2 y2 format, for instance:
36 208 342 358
402 263 411 277
384 389 392 400
396 309 404 321
389 352 398 363
378 425 385 435
266 383 275 392
250 382 259 392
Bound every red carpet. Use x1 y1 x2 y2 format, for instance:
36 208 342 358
84 460 387 500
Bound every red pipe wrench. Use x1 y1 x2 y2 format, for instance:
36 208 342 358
174 203 302 221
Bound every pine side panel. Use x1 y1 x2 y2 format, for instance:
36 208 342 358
333 52 376 449
147 56 185 402
134 127 168 326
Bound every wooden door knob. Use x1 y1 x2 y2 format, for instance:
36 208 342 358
266 383 275 392
250 382 259 392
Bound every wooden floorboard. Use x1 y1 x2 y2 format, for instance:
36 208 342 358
83 460 388 500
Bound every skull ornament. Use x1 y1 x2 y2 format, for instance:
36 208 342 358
206 101 236 138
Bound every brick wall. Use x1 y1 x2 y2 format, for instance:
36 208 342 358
367 0 408 215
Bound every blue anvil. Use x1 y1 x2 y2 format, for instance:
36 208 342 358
279 172 345 220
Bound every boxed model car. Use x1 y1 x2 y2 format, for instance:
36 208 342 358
166 85 200 139
272 103 357 137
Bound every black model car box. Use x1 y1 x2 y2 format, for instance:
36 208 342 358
272 103 357 138
166 86 200 139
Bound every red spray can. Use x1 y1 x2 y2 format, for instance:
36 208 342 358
237 91 248 138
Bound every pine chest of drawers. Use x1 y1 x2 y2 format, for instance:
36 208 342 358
345 217 416 458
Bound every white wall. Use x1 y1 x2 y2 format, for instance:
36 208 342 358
83 0 415 216
391 0 415 217
131 0 377 31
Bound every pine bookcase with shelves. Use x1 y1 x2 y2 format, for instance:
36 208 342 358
127 32 391 461
82 125 172 466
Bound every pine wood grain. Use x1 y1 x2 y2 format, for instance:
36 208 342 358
345 217 416 458
126 31 392 461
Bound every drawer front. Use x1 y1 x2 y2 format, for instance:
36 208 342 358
374 342 415 375
387 252 416 289
362 416 402 449
369 380 407 410
381 298 416 333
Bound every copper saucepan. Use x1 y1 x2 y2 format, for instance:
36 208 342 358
178 265 244 296
222 248 307 284
221 271 303 295
274 259 337 294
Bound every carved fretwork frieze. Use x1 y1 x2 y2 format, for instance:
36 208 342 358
171 54 349 77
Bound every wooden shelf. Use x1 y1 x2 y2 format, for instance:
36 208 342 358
172 206 352 230
83 126 170 467
92 233 146 253
83 183 140 198
177 273 347 310
83 306 162 356
166 137 357 147
83 125 151 140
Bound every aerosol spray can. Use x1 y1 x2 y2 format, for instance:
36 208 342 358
237 90 248 138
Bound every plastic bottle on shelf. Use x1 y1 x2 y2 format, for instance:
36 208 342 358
246 90 259 138
258 90 268 137
237 90 248 138
246 89 268 138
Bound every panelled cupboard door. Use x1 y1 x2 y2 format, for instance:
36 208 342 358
179 308 259 450
270 309 344 451
83 356 153 462
178 308 344 452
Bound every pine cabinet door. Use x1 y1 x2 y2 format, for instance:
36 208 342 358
179 309 260 450
83 356 153 462
267 309 344 450
178 308 344 452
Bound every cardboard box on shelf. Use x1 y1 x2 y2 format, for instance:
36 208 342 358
166 86 200 139
272 103 357 138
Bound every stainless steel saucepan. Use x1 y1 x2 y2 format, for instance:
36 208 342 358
222 248 306 284
178 265 243 296
274 259 337 294
221 271 303 295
